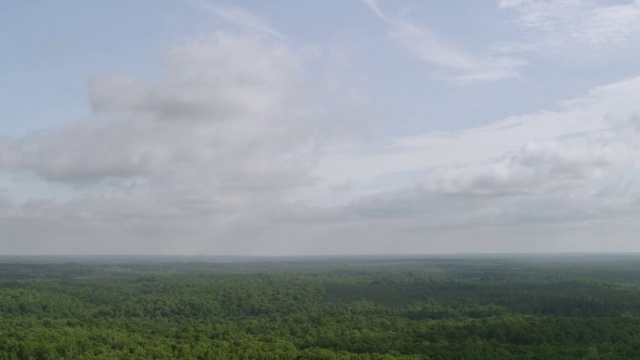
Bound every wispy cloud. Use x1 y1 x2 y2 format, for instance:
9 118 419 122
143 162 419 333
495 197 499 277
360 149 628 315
363 0 525 85
191 1 285 39
447 69 520 86
297 76 640 252
390 20 478 71
362 0 390 23
500 0 640 55
312 76 640 194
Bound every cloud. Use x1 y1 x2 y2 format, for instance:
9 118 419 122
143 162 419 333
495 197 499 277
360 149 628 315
3 3 640 255
419 133 630 196
191 2 285 39
0 32 312 184
313 76 640 189
299 76 640 246
363 0 525 85
90 32 299 121
0 26 375 255
362 0 391 22
499 0 640 55
447 68 520 86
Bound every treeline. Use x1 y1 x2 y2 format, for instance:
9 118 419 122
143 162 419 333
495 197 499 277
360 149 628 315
1 256 640 358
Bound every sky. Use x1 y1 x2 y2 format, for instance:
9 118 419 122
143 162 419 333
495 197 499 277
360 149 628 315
2 0 640 255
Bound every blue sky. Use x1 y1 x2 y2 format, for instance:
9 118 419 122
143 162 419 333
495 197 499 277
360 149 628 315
2 0 640 255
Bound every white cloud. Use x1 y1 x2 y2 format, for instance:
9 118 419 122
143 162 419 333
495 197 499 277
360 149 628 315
297 76 640 249
313 76 640 189
447 69 520 86
362 0 390 23
500 0 640 55
0 26 374 254
0 32 311 184
390 21 479 71
191 2 285 39
91 32 299 121
363 0 526 85
419 132 632 196
5 54 631 254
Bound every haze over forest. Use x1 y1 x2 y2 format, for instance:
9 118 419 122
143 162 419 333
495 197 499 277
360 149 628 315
2 0 640 255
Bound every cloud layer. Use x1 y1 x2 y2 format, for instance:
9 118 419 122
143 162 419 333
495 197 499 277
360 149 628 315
2 2 640 255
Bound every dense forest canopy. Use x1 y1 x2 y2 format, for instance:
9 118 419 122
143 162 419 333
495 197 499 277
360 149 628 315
1 255 640 359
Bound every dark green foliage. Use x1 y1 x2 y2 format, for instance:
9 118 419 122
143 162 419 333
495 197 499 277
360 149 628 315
1 255 640 359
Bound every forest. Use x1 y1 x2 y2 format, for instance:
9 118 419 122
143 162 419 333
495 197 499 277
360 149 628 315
1 255 640 359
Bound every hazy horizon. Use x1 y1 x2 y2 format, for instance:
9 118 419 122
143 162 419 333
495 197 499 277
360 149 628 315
2 1 640 255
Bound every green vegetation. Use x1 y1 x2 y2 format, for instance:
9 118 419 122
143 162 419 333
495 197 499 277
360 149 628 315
1 255 640 359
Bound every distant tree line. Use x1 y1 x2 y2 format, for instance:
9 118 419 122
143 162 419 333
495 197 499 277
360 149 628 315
1 257 640 359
